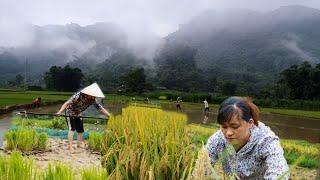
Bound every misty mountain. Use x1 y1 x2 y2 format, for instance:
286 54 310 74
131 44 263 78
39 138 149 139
2 5 320 93
0 52 24 83
166 5 320 90
0 22 161 83
90 50 152 91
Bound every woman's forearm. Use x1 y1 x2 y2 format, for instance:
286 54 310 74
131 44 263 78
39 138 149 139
57 101 70 114
100 107 111 117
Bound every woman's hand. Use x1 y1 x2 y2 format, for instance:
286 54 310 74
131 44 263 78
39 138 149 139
55 112 62 117
100 107 111 117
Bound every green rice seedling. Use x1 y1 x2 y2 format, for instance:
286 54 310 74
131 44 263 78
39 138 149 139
4 130 17 150
81 167 108 180
12 116 50 128
7 152 34 179
0 155 8 179
4 128 36 151
0 90 70 108
42 163 73 180
298 156 319 169
37 132 48 150
0 152 38 180
12 116 67 130
4 127 48 152
17 129 37 151
281 140 320 169
87 131 103 151
51 118 66 129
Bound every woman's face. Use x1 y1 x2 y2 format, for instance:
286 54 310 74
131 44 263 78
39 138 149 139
220 115 254 150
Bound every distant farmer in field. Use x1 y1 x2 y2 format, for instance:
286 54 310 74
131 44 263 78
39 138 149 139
32 97 42 107
176 97 182 111
206 96 289 179
202 99 209 124
56 83 111 151
144 97 150 104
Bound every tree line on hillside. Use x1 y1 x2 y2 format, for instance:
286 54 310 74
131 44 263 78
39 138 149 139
44 66 83 92
43 65 150 93
43 43 319 102
259 62 320 100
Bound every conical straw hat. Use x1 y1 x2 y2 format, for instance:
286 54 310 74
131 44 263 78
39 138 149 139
80 83 105 98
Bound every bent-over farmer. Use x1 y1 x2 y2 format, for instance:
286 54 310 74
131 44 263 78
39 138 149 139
56 82 111 151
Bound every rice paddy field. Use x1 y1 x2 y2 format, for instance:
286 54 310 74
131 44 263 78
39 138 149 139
260 108 320 119
0 104 319 179
0 89 320 179
0 90 134 108
0 91 70 107
0 89 319 119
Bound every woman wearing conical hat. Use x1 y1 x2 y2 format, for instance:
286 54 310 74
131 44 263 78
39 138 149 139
56 82 111 151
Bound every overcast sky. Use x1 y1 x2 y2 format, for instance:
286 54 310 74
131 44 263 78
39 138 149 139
1 0 320 37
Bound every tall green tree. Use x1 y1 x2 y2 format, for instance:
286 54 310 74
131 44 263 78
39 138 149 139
312 64 320 99
275 61 320 99
120 68 150 93
44 65 83 91
222 81 237 96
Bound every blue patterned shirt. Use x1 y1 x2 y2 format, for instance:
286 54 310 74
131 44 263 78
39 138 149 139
206 122 290 179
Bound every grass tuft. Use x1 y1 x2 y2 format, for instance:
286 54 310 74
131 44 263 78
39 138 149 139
4 127 48 152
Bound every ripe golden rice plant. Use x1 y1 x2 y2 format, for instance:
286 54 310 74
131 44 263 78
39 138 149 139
190 146 219 180
102 106 196 179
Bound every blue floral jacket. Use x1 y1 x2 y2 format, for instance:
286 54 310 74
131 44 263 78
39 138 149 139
206 122 290 179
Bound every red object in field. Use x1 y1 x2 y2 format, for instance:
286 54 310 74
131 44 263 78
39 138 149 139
32 97 41 107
